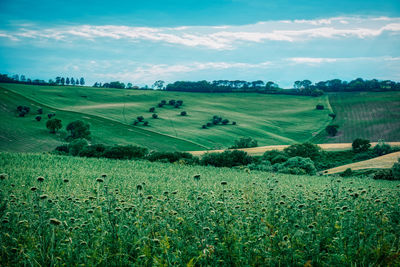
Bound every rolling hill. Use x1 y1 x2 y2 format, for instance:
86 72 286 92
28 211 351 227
1 83 332 150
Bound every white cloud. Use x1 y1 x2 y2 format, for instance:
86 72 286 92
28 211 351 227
0 16 399 49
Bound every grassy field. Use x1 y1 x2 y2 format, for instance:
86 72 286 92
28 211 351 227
1 83 332 149
0 152 400 265
0 87 205 152
313 91 400 143
323 151 400 175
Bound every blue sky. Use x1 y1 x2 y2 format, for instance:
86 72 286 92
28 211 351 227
1 0 400 87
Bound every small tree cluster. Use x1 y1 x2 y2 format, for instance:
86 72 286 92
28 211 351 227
133 116 149 126
157 99 183 108
352 138 371 153
46 118 62 133
230 137 258 149
202 115 235 129
326 125 339 136
16 106 30 117
66 120 91 141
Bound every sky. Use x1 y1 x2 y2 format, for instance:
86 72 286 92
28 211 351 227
0 0 400 88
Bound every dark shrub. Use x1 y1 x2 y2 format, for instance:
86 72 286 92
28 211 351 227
206 122 212 127
353 151 374 161
392 158 400 180
152 114 158 119
180 111 187 116
174 103 180 108
177 100 183 106
66 120 91 141
373 142 392 156
271 154 289 165
222 119 229 125
78 144 106 158
316 104 324 110
149 107 155 112
341 168 353 177
46 118 62 133
231 137 258 149
352 138 371 153
373 169 394 180
47 113 55 119
329 113 336 119
143 121 149 126
201 150 252 168
169 100 176 106
69 139 89 156
17 106 23 112
161 100 167 105
103 145 148 160
37 108 43 114
55 144 69 154
247 160 272 172
232 121 237 125
158 103 164 108
283 142 321 160
133 120 139 125
35 116 42 121
202 125 207 129
263 150 287 163
147 151 195 163
275 156 316 175
326 125 339 136
18 111 26 117
137 116 144 122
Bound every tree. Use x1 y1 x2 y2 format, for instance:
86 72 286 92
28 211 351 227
352 138 371 153
127 83 132 89
143 121 149 126
75 78 79 85
316 104 324 110
283 142 321 160
149 107 155 112
137 116 144 122
326 125 339 136
55 77 61 84
66 77 70 85
71 77 75 85
46 119 62 133
66 120 91 140
392 158 400 179
61 77 65 85
180 111 187 116
153 80 165 90
152 113 158 119
80 77 85 86
231 137 258 149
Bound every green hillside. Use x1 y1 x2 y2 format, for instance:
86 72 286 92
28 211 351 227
0 87 205 152
313 91 400 143
1 83 332 150
1 152 399 265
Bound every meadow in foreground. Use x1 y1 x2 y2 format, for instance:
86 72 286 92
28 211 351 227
1 152 400 266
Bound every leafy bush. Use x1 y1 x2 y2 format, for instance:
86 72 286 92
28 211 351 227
222 119 229 125
180 111 187 116
247 160 272 172
201 150 252 168
392 158 400 180
352 138 371 153
202 125 207 129
373 169 394 180
137 116 144 122
143 121 149 126
147 151 197 164
274 156 316 175
230 137 258 149
69 139 89 156
149 107 155 112
177 100 183 106
37 108 43 114
341 168 353 177
316 104 324 110
35 116 41 121
160 100 167 105
66 120 91 141
352 151 374 161
158 103 164 108
103 145 148 160
78 144 107 158
326 125 339 136
169 99 176 106
46 118 62 133
328 113 336 119
133 120 139 125
283 142 321 160
232 121 237 125
55 144 69 154
263 150 288 164
152 114 158 119
373 142 392 156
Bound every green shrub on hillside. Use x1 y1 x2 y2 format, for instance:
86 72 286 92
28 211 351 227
373 169 394 180
230 137 258 149
66 120 91 141
201 150 252 168
283 142 321 160
147 151 197 164
274 156 317 175
373 142 392 156
352 138 371 153
46 118 62 133
69 139 89 156
325 125 339 136
392 158 400 179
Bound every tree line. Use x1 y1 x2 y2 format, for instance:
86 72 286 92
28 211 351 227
0 73 85 86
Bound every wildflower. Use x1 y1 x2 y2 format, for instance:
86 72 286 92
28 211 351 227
49 218 62 226
37 176 45 182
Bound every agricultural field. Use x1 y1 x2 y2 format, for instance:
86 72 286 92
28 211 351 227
0 86 205 152
1 152 400 266
313 92 400 143
1 83 332 150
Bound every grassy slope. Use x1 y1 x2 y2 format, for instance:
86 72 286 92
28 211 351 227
0 86 205 152
2 83 332 149
313 91 400 143
1 152 400 265
323 151 400 174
